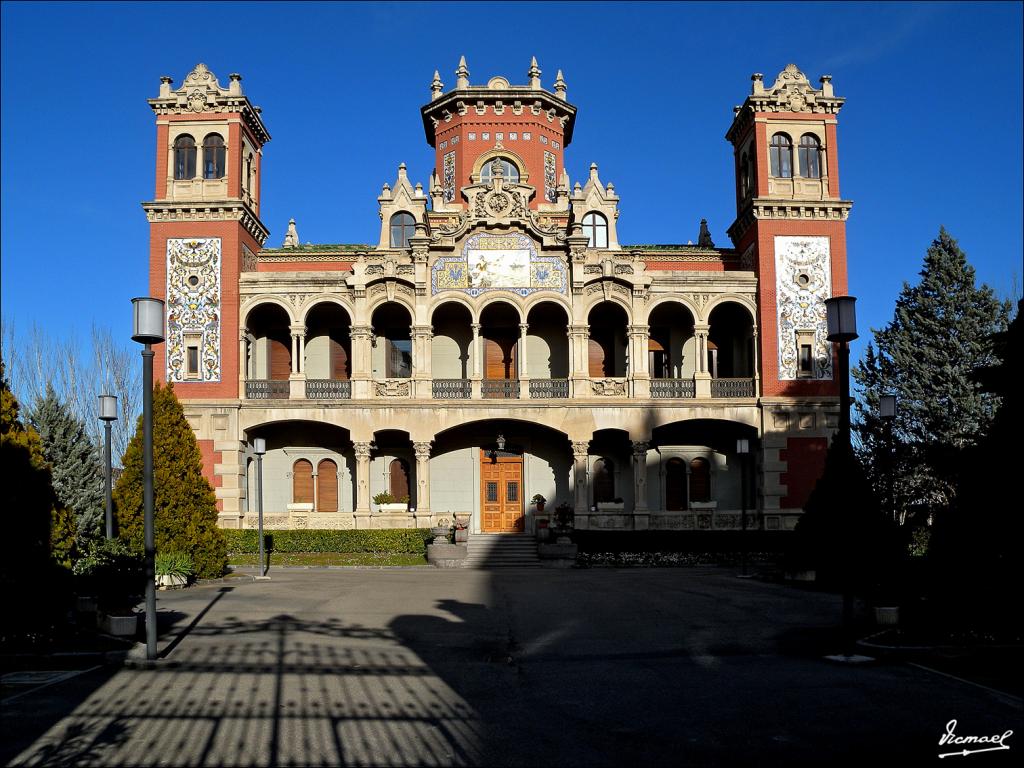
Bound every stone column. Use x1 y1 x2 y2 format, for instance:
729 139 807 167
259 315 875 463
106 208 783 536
413 441 432 523
518 322 530 394
628 324 650 398
353 441 373 526
632 440 650 530
751 327 760 396
569 324 590 398
412 324 433 399
470 322 482 398
238 327 248 399
350 325 373 399
694 323 711 398
572 440 591 522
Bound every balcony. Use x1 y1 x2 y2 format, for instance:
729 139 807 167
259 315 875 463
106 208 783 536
306 379 352 399
529 378 570 399
432 379 472 399
482 379 521 399
710 378 756 398
245 379 290 400
650 379 696 399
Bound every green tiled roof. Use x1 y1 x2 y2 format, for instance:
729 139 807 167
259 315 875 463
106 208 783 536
260 244 371 254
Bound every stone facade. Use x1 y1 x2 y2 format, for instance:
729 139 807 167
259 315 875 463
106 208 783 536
144 60 851 535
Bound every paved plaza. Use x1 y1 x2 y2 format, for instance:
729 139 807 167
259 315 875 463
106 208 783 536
2 568 1020 766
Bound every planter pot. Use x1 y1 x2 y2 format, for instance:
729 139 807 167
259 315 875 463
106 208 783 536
101 614 138 637
596 502 625 512
157 573 188 589
430 525 450 544
874 606 900 626
76 596 98 614
378 503 409 514
535 502 546 513
454 528 468 543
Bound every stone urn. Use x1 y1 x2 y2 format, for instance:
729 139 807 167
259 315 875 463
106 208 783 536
430 525 450 545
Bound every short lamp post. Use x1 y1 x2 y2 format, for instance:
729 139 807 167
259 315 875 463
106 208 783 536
825 295 858 636
737 438 750 578
879 394 898 525
253 438 269 579
131 296 165 661
98 394 118 539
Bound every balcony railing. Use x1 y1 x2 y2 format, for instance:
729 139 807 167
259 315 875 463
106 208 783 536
650 378 696 399
245 379 290 399
432 379 472 399
306 379 352 399
711 377 756 398
482 379 520 399
529 378 569 398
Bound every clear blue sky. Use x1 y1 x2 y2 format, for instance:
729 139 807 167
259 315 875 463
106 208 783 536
2 1 1021 366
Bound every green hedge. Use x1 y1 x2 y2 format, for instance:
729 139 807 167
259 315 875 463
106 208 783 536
222 528 433 555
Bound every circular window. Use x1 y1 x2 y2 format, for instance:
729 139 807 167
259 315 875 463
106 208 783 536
187 275 200 287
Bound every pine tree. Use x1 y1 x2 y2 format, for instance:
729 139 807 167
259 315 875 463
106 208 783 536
30 384 105 540
113 382 226 578
853 227 1010 517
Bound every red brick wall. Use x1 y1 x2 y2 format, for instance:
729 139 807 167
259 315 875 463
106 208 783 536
196 439 223 511
779 436 828 509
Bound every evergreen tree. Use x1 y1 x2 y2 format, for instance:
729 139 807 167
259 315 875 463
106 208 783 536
853 227 1010 517
30 384 105 540
113 382 226 578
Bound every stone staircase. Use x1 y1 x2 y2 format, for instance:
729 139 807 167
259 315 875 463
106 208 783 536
464 533 541 568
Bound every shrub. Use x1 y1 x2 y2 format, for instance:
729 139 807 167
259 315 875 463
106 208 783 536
222 528 432 555
155 551 194 578
114 382 226 578
73 538 145 614
372 492 410 505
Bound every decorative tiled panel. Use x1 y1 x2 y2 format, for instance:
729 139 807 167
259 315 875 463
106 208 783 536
774 236 832 380
166 238 221 382
431 232 567 297
544 151 556 202
443 151 456 203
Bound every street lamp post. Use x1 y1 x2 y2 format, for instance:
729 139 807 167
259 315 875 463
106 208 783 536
253 438 269 579
737 438 750 577
825 295 858 636
131 296 165 662
879 394 897 524
98 394 118 539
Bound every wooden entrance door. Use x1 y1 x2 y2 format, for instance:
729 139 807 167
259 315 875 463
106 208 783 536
480 450 524 532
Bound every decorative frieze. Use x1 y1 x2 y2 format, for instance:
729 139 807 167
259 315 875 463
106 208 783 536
432 232 566 297
774 236 832 380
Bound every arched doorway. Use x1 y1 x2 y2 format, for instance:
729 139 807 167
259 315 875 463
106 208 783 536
665 457 687 511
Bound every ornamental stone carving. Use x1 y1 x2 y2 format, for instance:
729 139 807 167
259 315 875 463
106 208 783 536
591 378 627 396
375 379 412 397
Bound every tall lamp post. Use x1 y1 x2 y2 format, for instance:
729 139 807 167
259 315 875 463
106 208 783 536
131 296 164 661
98 394 118 539
879 394 897 524
825 295 858 636
253 438 269 579
737 438 750 577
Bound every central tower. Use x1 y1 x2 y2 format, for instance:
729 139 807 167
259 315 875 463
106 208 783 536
420 56 576 210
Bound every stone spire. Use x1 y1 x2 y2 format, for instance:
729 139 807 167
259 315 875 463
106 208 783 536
455 55 470 89
528 56 542 89
283 218 300 248
553 69 567 99
430 69 444 99
697 218 715 248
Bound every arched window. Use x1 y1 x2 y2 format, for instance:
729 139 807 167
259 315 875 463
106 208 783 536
389 458 410 501
582 212 608 248
245 152 254 193
317 459 338 513
293 459 314 505
746 152 755 194
798 134 821 179
769 133 793 179
479 157 520 183
593 458 615 503
173 135 196 180
665 458 688 511
690 458 711 504
389 212 416 248
202 133 226 179
738 152 749 198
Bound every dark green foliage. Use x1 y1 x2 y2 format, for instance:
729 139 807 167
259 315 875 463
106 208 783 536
790 439 904 591
72 538 145 614
30 384 105 540
854 228 1011 515
929 300 1022 634
222 528 432 555
0 358 74 646
113 382 226 578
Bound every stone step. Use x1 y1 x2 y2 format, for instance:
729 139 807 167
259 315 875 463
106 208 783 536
464 534 541 567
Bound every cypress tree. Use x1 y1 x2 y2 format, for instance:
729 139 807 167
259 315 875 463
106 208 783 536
853 227 1010 517
114 381 226 578
29 384 105 540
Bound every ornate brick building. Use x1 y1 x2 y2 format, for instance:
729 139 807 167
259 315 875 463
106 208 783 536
143 59 851 534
